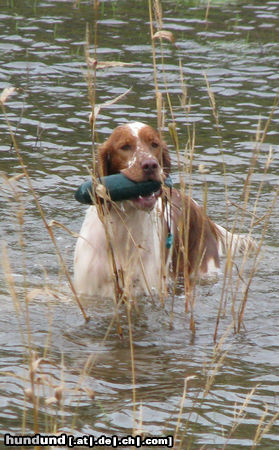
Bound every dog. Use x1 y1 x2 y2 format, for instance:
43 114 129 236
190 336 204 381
74 122 255 299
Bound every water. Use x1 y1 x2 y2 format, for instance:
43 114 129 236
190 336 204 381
0 0 278 448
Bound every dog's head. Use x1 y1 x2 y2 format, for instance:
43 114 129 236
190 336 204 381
98 122 171 182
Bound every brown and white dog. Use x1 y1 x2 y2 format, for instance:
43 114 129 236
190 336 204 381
74 122 254 299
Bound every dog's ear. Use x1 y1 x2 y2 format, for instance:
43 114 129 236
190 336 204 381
162 141 171 176
97 142 111 177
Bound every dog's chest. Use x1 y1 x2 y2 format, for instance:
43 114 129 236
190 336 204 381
108 207 163 289
74 205 164 297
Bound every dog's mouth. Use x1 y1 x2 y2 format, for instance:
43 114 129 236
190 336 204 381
130 189 161 210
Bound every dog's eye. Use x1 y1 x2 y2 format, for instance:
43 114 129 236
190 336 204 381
121 144 131 151
151 142 159 148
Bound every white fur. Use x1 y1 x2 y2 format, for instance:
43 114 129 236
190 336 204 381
127 154 137 168
127 121 145 137
216 224 256 256
74 203 167 298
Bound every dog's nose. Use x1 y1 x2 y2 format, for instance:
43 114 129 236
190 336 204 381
141 159 159 176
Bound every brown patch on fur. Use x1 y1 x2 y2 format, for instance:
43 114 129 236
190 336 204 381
171 190 220 277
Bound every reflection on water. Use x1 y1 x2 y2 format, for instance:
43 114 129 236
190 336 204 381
0 0 278 447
